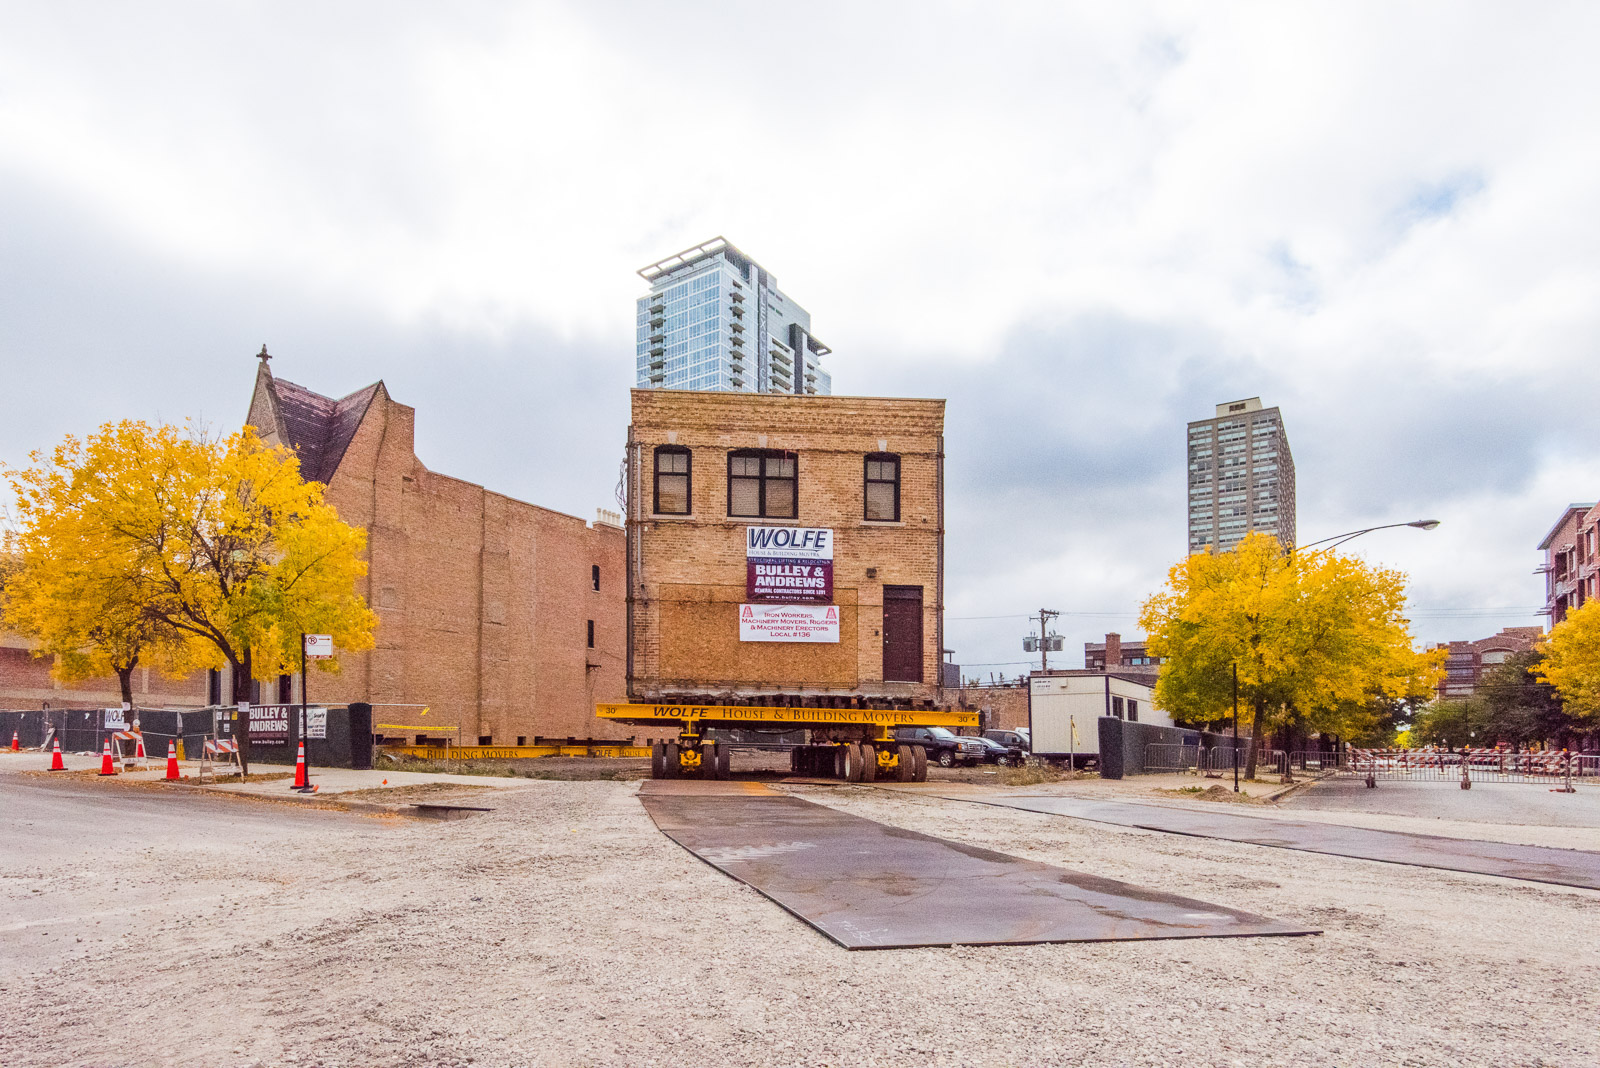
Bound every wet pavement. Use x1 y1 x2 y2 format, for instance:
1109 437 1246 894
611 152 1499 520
947 793 1600 890
636 780 1317 949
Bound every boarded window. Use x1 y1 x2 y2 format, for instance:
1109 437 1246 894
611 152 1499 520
654 446 691 515
728 450 797 519
864 453 900 521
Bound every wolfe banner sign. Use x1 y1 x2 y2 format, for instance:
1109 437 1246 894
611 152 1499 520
746 526 833 603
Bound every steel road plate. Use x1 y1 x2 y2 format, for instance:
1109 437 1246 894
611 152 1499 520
949 795 1600 891
637 785 1318 950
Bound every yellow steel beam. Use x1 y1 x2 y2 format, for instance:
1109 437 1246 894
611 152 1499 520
596 702 978 728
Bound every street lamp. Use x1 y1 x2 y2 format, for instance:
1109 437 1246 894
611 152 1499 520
1293 520 1440 555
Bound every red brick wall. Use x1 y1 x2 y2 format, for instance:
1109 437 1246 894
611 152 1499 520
253 375 628 743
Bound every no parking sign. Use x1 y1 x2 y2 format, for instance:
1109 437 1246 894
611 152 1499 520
304 634 333 659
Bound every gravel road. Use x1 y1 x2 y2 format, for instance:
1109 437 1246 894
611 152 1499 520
3 765 1597 1067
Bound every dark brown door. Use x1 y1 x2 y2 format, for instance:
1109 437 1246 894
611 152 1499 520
882 585 924 683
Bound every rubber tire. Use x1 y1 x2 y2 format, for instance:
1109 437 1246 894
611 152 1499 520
937 749 955 769
664 742 680 780
895 744 915 782
859 745 877 783
650 742 666 780
698 744 716 780
995 755 1009 768
851 742 873 783
833 744 850 781
912 745 928 782
715 745 731 780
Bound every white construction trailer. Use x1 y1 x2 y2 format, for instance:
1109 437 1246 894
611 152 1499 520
1028 672 1172 764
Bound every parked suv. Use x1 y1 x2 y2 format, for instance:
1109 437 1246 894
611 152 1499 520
980 729 1029 765
893 726 988 768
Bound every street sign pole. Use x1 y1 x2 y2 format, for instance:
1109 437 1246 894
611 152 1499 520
297 631 312 792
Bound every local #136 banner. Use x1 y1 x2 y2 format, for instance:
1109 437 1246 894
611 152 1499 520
739 603 840 643
746 526 833 603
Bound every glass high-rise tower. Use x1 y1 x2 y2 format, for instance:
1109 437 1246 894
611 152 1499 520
1186 397 1297 553
635 237 832 395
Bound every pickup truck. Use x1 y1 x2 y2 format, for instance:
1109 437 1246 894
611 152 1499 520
893 726 988 768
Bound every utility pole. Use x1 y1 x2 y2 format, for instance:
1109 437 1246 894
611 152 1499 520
1022 608 1061 672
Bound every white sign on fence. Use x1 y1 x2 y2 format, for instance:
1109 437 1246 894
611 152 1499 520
738 603 840 643
304 634 333 659
306 707 328 740
103 708 127 729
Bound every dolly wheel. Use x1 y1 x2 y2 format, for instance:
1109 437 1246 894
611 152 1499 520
650 742 666 780
663 742 680 780
715 744 732 780
859 745 877 783
895 744 915 783
912 745 928 782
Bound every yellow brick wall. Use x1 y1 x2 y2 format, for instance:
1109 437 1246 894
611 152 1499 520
627 389 945 702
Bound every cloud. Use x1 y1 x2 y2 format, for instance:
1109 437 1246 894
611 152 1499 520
4 1 1599 677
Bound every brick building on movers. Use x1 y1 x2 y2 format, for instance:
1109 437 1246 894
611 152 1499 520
244 355 628 745
1540 502 1598 625
1429 627 1545 700
623 388 946 706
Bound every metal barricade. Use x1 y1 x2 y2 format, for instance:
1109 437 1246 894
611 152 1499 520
1341 748 1593 789
1143 744 1200 773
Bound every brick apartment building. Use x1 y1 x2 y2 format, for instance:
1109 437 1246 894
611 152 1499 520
623 388 945 704
1540 502 1599 625
1429 627 1544 699
243 356 627 744
1083 632 1163 682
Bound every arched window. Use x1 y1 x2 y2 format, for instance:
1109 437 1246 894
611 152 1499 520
864 453 900 521
728 449 797 519
653 446 691 515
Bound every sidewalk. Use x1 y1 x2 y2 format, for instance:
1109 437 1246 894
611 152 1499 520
1 749 537 803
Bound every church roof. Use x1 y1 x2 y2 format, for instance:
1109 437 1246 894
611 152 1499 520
261 373 381 483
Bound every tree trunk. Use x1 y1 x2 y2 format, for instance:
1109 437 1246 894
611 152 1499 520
1244 695 1264 780
115 664 135 710
230 648 253 775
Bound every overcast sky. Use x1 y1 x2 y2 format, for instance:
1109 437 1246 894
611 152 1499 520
4 2 1598 679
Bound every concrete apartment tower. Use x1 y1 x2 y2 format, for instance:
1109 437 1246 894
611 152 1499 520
1186 397 1296 552
635 237 832 396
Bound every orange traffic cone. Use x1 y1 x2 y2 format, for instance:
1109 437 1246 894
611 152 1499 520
98 738 117 775
134 734 147 760
291 741 309 790
9 730 18 751
165 739 180 781
49 738 66 771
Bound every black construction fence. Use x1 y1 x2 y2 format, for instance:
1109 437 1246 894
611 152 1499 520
1097 717 1259 779
0 702 373 770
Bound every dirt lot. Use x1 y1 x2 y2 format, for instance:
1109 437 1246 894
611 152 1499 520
3 763 1597 1067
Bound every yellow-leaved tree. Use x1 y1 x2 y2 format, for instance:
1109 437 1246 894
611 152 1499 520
4 421 377 771
4 424 201 706
1138 531 1443 777
1537 599 1600 725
